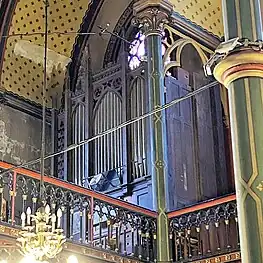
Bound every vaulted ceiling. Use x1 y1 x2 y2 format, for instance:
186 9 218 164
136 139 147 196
0 0 224 107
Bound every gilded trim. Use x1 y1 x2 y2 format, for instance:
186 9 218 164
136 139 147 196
213 50 263 86
191 252 241 263
222 64 263 86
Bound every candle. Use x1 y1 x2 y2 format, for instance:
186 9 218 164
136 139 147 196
45 204 50 224
57 208 62 229
26 207 31 226
51 214 56 232
21 212 26 228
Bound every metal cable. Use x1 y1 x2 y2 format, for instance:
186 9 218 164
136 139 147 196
39 0 49 201
0 31 97 38
0 80 218 177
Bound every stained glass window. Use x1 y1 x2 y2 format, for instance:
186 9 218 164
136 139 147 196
128 32 146 70
128 30 168 70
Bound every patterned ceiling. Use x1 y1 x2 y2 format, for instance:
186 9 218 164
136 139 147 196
171 0 224 37
0 0 223 107
1 0 92 107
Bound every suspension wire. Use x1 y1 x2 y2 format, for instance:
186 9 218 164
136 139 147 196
0 80 218 177
39 0 49 202
0 31 97 38
0 26 134 45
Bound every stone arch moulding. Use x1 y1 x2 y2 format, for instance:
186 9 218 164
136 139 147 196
103 1 133 67
163 25 212 75
0 0 18 81
162 25 229 125
69 0 104 90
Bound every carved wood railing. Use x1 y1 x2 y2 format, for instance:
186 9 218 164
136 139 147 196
0 161 157 262
168 194 240 262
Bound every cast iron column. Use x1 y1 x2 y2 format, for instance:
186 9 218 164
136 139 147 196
134 1 172 262
214 1 263 262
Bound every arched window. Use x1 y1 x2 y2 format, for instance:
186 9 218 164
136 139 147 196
128 30 167 70
128 31 146 70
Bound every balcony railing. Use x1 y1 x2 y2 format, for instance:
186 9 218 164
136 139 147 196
168 195 239 262
0 160 240 263
0 161 157 262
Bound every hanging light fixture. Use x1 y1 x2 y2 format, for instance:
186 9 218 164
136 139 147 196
17 204 65 261
16 0 66 261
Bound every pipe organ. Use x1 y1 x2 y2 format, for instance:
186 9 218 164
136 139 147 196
94 91 123 175
72 103 85 186
60 43 228 210
129 77 147 181
65 63 151 195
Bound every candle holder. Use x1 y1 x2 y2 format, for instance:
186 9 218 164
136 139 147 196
17 204 66 262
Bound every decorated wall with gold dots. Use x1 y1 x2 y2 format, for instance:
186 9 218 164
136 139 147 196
1 0 92 107
1 0 224 107
171 0 223 37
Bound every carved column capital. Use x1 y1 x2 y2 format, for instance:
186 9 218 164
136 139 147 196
133 0 173 36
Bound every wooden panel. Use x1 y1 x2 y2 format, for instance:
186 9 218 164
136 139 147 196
165 76 197 209
193 73 217 199
131 182 153 210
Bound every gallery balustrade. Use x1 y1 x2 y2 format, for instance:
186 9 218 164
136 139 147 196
168 195 239 262
0 161 239 262
0 161 157 262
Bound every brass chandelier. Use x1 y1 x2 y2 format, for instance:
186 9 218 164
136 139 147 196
17 205 65 261
16 0 66 261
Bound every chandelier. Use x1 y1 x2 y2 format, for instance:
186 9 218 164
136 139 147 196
17 205 66 261
16 0 66 261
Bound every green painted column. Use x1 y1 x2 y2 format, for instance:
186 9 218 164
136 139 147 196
133 1 173 262
147 32 170 262
214 1 263 262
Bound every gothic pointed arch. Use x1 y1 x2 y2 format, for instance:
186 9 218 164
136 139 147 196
0 0 17 78
69 0 104 91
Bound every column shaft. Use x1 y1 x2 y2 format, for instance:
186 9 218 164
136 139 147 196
223 0 263 40
147 33 170 262
133 2 173 261
221 1 263 262
228 77 263 262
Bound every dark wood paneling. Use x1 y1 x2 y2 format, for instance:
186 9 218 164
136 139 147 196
165 76 197 210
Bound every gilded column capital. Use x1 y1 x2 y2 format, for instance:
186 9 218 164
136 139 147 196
133 0 173 36
214 50 263 87
204 38 263 87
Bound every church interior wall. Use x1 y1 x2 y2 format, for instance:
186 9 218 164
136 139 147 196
0 99 51 173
